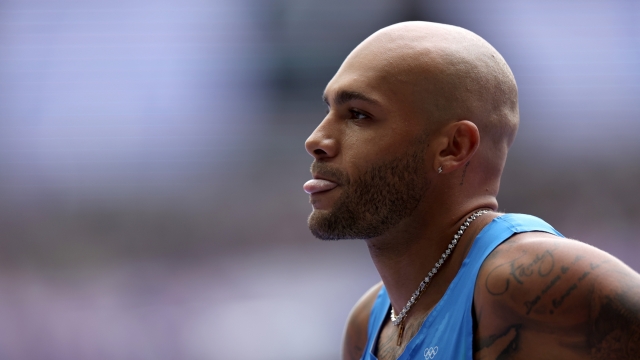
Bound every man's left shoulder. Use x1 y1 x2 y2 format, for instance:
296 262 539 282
476 231 638 316
473 230 640 358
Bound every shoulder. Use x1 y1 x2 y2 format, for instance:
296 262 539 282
473 231 640 358
475 232 614 315
475 231 637 312
342 281 383 360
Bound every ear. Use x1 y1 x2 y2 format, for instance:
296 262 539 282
433 120 480 174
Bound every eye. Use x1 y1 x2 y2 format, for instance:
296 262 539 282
349 109 370 120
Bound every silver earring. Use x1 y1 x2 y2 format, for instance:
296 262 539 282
438 166 443 174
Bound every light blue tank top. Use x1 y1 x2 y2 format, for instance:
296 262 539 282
361 214 563 360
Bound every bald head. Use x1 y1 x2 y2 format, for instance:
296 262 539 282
340 21 519 149
306 22 520 239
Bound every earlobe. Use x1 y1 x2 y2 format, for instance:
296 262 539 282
434 120 480 174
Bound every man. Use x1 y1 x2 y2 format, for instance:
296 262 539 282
302 21 640 359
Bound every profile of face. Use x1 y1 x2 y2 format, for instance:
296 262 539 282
303 39 433 240
304 23 518 241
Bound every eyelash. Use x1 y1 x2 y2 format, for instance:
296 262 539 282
325 107 371 122
349 109 369 120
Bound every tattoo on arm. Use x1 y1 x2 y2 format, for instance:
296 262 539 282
479 242 640 359
483 247 607 317
589 281 640 359
474 324 522 360
485 248 556 296
523 256 595 315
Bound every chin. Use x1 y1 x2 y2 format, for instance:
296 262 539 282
307 210 381 241
307 211 333 240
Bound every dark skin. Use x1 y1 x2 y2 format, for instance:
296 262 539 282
343 233 640 360
303 22 640 360
475 234 640 359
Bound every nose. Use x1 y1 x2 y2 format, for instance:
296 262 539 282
305 117 339 160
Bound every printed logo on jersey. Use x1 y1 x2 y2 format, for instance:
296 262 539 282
424 346 438 359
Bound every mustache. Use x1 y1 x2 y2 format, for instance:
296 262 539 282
310 161 350 185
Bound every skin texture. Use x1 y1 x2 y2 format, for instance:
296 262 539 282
304 21 640 360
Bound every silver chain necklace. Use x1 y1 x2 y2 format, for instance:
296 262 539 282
390 209 489 345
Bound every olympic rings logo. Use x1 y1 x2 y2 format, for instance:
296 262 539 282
424 346 438 359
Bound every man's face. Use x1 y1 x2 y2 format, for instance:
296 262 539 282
304 51 432 240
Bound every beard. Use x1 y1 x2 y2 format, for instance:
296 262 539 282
308 138 430 240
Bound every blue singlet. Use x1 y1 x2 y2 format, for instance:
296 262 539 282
361 214 563 360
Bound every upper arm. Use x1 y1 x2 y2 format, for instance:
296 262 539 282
342 281 382 360
473 232 640 359
586 260 640 358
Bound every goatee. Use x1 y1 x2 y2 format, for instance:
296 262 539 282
308 139 430 240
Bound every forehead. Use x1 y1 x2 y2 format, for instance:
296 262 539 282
324 49 415 108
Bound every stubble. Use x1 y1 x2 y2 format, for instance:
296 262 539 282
308 137 430 240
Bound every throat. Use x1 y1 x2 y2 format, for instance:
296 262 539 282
374 210 490 346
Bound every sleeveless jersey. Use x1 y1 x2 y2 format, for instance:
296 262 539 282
361 214 563 360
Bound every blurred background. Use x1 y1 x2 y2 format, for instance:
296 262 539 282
0 0 638 358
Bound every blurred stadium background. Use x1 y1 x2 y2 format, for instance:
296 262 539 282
0 0 638 358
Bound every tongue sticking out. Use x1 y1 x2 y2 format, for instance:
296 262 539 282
303 179 338 194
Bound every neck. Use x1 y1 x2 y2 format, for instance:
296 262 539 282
365 204 498 321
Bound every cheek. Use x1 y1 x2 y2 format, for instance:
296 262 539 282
344 124 398 151
341 136 405 171
341 147 376 181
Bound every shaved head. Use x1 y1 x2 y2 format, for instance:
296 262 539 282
341 21 519 148
306 21 520 240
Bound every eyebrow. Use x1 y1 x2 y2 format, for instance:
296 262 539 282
322 90 381 107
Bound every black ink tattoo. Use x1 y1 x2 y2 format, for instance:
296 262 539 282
496 328 521 360
524 274 561 315
460 161 470 185
486 250 555 295
523 255 588 315
578 270 591 281
524 295 541 315
573 255 585 264
542 275 562 294
551 266 594 310
552 283 578 309
590 290 640 359
474 324 522 359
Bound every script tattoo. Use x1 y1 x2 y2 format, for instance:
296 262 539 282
523 274 560 315
523 255 586 315
549 261 605 314
485 249 555 296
